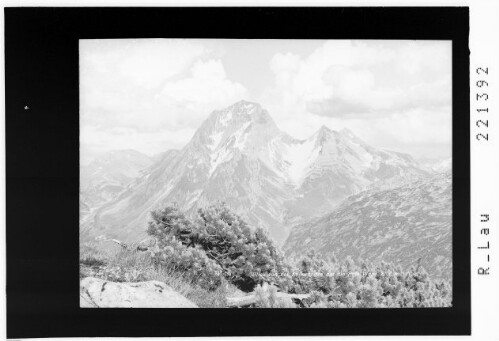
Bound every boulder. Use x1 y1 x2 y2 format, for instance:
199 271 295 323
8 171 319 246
80 277 198 308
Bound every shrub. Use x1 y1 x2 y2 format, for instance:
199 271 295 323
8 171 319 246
291 250 335 295
80 242 108 267
395 264 452 308
99 265 152 282
148 239 223 291
303 290 328 307
148 202 293 292
195 203 293 292
146 205 224 291
291 253 451 308
147 206 197 246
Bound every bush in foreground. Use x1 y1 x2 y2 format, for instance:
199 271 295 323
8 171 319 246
147 206 224 290
195 203 293 291
292 253 452 308
147 203 292 292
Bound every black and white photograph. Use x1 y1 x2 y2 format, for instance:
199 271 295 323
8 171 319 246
79 38 453 309
6 5 480 338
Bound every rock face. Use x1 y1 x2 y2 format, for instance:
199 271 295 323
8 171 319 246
81 100 430 246
80 277 198 308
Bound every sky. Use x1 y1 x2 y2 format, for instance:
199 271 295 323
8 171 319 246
80 39 452 165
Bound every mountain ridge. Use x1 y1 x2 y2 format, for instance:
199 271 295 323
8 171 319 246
81 100 431 246
80 149 153 218
283 171 452 280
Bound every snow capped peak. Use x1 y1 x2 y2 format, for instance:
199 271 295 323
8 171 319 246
318 125 333 133
193 101 279 150
227 100 273 125
186 101 423 187
314 125 334 144
204 100 275 130
230 99 260 110
312 125 358 144
220 100 260 117
186 101 281 177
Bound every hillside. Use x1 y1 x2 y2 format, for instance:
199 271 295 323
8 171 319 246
283 172 452 280
80 150 153 220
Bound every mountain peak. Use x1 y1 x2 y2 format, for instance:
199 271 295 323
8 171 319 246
230 99 260 108
310 126 359 142
314 125 334 143
191 100 280 155
318 125 333 133
210 100 275 128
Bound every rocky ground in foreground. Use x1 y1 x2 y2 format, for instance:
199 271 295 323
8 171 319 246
80 277 198 308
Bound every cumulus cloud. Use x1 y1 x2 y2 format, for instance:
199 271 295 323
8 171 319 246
260 40 452 158
265 40 451 117
80 39 452 162
80 39 247 160
80 39 207 90
158 59 248 116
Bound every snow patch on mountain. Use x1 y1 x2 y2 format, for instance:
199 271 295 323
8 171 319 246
208 131 224 151
219 110 233 126
281 138 321 185
209 146 234 176
232 121 252 150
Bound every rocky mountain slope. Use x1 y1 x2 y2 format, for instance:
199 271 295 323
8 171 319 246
419 157 452 173
283 172 452 280
80 150 153 218
81 100 429 246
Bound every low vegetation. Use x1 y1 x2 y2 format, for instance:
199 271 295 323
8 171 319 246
80 203 452 308
80 244 241 308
